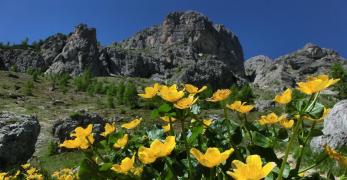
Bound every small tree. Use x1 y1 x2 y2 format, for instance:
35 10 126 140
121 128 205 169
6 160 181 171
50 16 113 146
74 69 94 91
23 80 34 96
123 82 138 109
116 81 126 105
330 63 347 99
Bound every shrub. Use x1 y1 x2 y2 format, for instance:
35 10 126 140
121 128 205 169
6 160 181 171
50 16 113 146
123 82 139 109
47 141 58 156
74 69 94 92
116 81 126 105
10 65 18 72
330 63 347 99
23 80 34 96
47 72 70 93
106 89 115 108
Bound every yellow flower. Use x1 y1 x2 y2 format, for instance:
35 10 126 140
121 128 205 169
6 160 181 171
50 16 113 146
203 119 213 127
190 147 234 168
160 116 176 123
184 84 207 94
138 136 176 164
158 84 185 102
162 124 171 133
0 172 7 180
226 101 254 113
60 124 94 149
113 134 129 149
138 83 160 99
100 122 116 137
206 89 231 102
258 113 280 125
111 155 135 174
52 168 77 180
279 118 294 129
131 167 143 176
122 118 142 129
173 95 198 109
22 163 30 169
297 75 340 95
227 154 276 180
325 146 347 167
274 88 292 104
298 172 305 177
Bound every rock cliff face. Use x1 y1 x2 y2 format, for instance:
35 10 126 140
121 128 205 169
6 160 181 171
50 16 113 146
45 24 107 76
0 48 46 72
105 11 246 87
245 43 347 91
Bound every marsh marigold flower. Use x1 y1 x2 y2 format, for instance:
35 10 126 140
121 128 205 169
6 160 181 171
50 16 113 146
122 118 142 129
324 146 347 167
174 95 198 109
160 116 176 123
279 118 294 129
100 122 116 137
226 101 254 113
203 119 213 127
52 168 78 180
207 89 231 102
227 154 276 180
258 113 280 125
60 124 94 149
274 88 292 104
138 136 176 164
138 83 160 99
158 84 185 102
113 134 129 149
162 124 171 133
111 155 136 174
184 84 207 94
297 75 339 95
190 147 234 168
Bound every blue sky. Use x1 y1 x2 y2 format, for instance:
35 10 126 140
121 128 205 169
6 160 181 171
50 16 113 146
0 0 346 59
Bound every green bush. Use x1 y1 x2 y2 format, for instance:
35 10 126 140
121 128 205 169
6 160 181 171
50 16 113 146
116 81 126 105
47 72 71 93
330 63 347 99
10 65 18 72
23 80 34 96
47 141 58 156
229 83 256 103
74 69 94 92
123 81 139 109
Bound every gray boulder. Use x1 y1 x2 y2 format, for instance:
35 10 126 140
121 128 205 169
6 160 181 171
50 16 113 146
254 100 275 112
52 110 107 146
249 43 347 91
310 100 347 152
45 24 107 76
0 112 40 169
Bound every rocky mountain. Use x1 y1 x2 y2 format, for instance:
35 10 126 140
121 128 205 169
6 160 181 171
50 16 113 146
245 43 347 91
0 11 246 88
1 11 346 90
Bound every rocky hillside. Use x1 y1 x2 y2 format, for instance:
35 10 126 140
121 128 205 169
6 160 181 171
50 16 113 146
0 11 246 88
245 43 347 91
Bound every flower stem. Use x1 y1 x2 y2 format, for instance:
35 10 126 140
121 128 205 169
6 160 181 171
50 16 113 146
277 118 302 180
165 157 178 180
242 114 253 144
209 167 215 180
299 155 328 174
295 121 317 172
169 117 175 136
180 114 193 180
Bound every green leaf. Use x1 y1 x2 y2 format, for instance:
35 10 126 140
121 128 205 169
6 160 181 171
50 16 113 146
187 125 204 144
277 128 289 140
310 129 324 137
231 127 243 145
306 102 324 119
158 103 171 113
251 131 274 148
99 163 113 171
79 158 100 180
151 109 159 119
190 104 201 115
